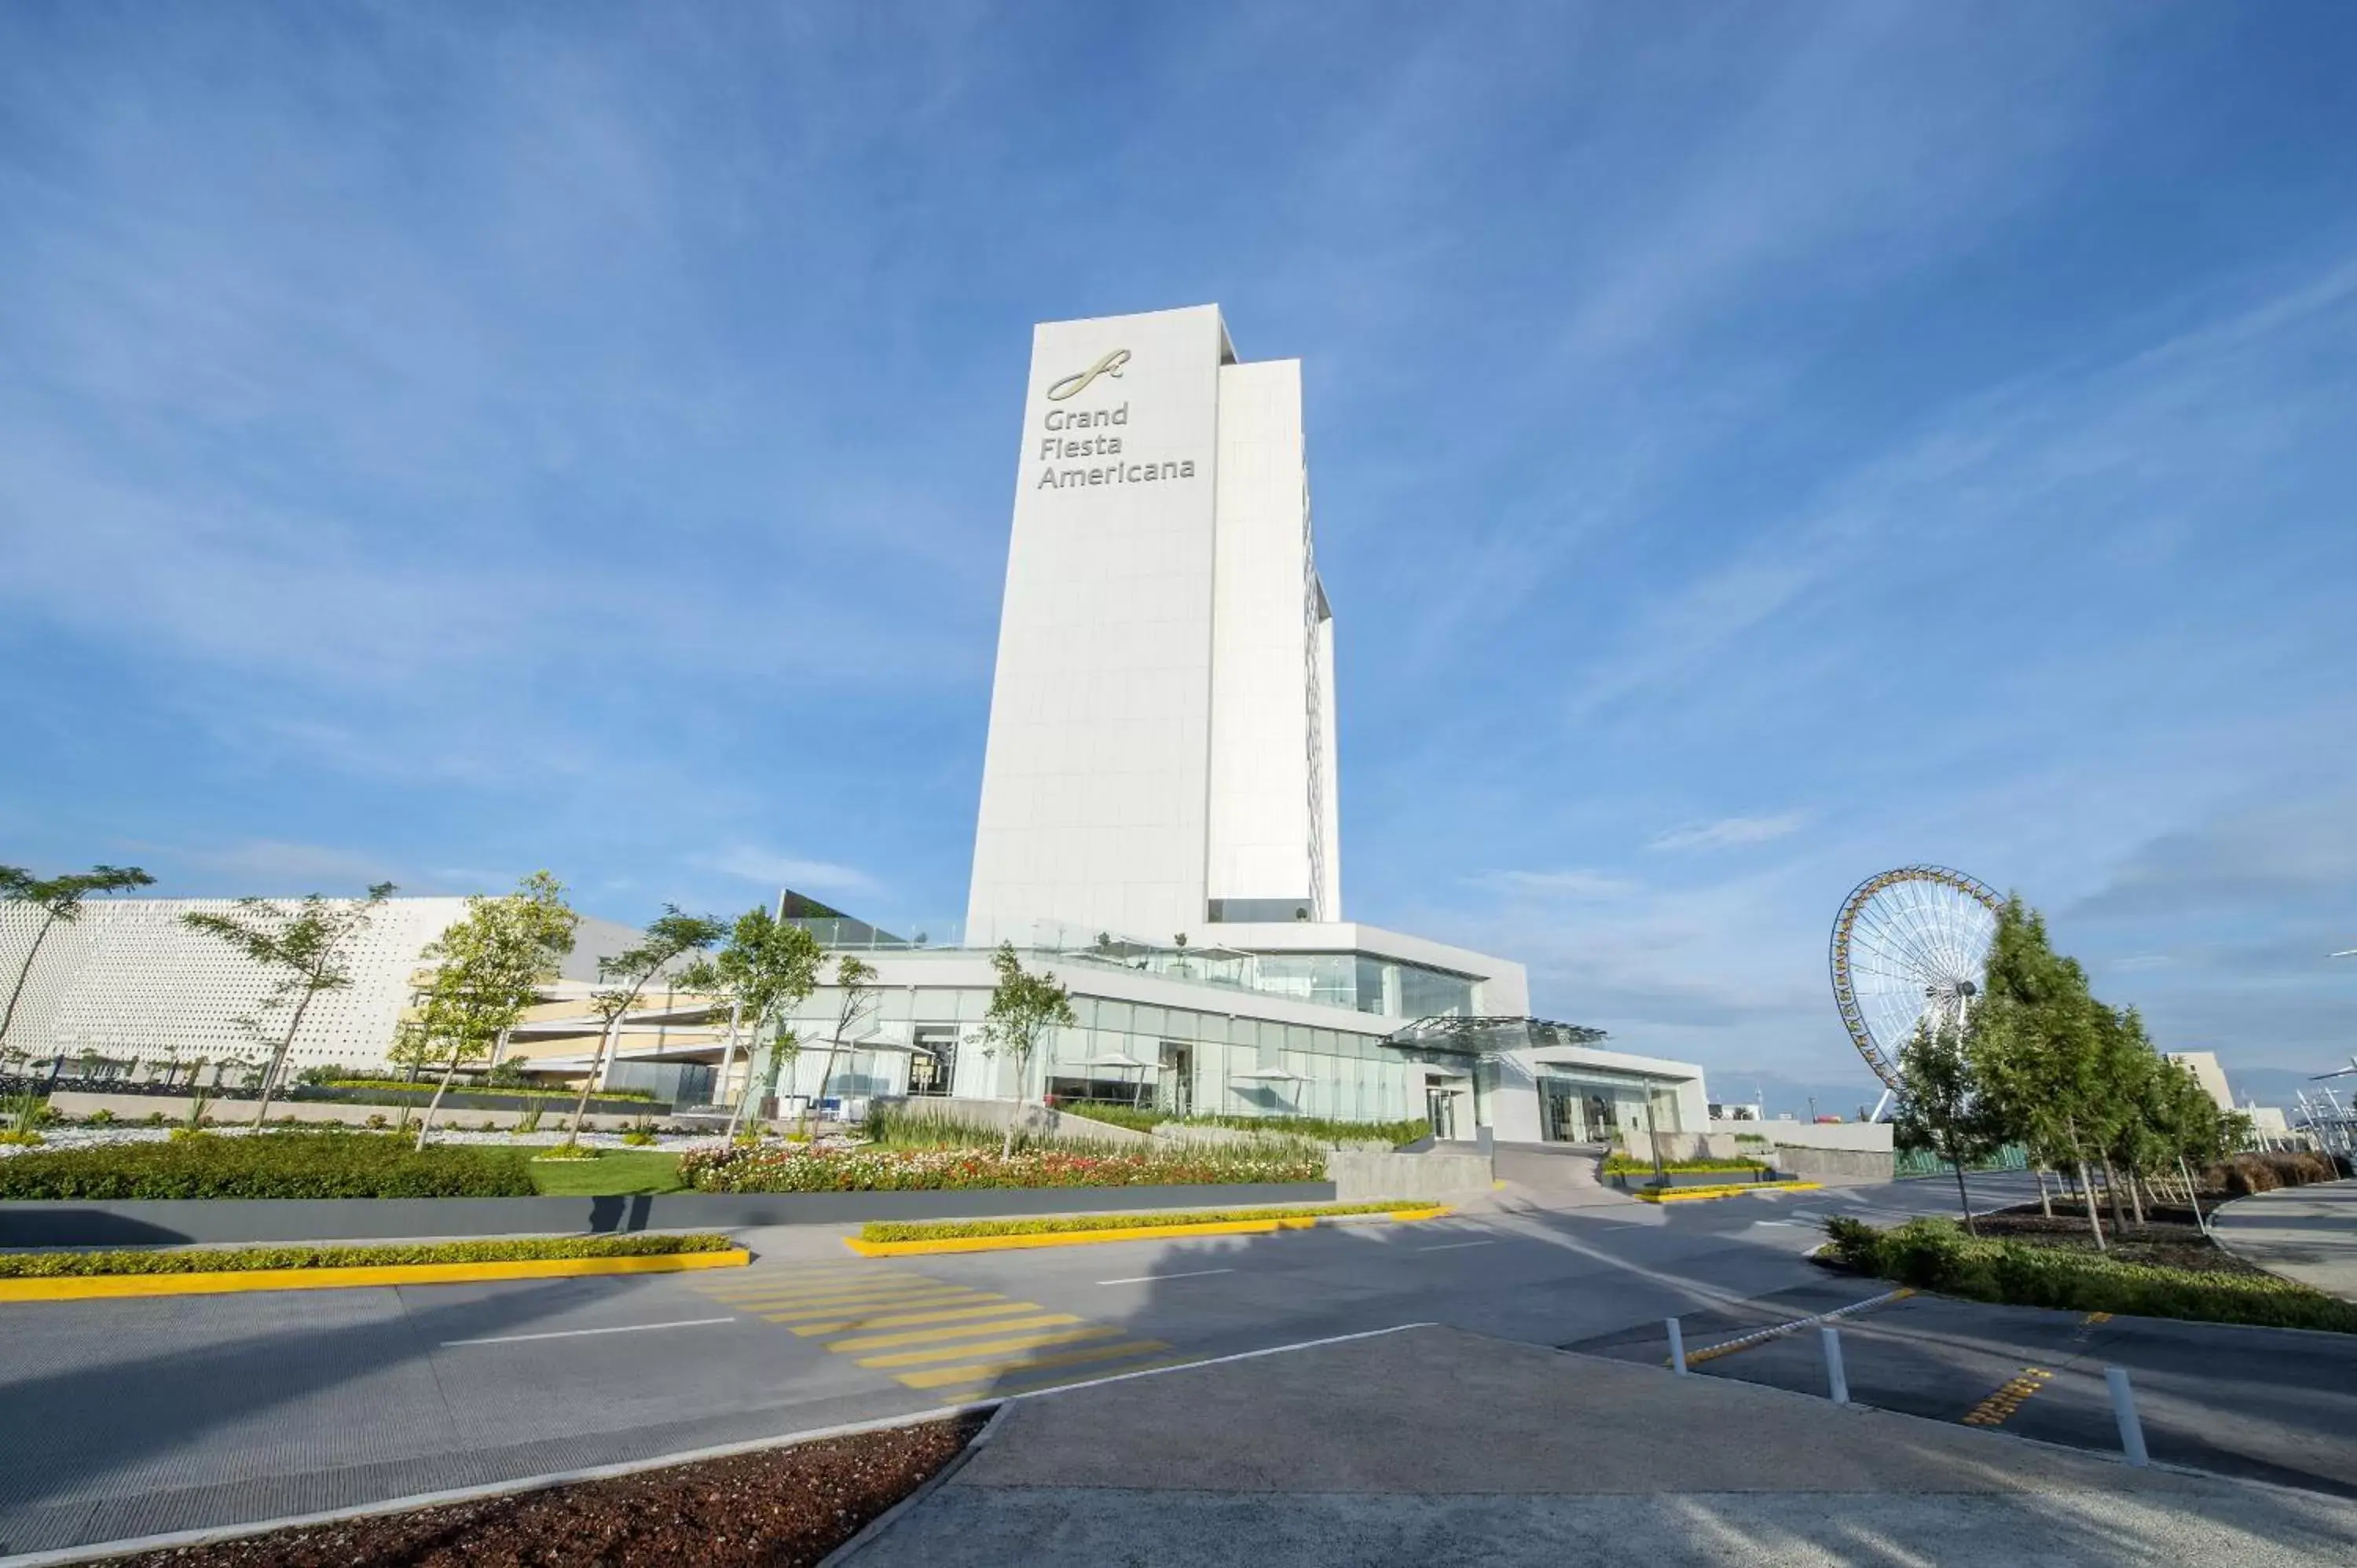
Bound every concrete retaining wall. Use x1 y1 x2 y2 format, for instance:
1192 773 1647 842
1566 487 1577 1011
1772 1145 1896 1183
1615 1131 1739 1163
1721 1119 1893 1153
0 1181 1340 1248
48 1091 651 1133
1326 1150 1494 1203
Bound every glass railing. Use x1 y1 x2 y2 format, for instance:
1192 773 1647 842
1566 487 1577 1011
787 914 1479 1021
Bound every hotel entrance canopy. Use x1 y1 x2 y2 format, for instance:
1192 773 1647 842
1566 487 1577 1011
1384 1016 1609 1060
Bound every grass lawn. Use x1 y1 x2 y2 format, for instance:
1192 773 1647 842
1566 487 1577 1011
525 1149 687 1196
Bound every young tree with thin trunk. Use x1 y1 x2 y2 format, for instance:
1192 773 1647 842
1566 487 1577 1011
183 883 394 1127
562 907 724 1146
806 954 879 1137
1895 1017 2004 1234
971 942 1076 1157
2 865 155 1049
676 908 823 1139
412 873 579 1149
1968 899 2116 1251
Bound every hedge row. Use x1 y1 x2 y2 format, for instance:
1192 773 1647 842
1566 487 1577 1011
0 1233 733 1277
1823 1215 2357 1335
0 1130 537 1200
860 1200 1428 1243
1600 1155 1768 1175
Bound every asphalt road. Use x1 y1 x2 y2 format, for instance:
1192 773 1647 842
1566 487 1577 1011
3 1170 2348 1558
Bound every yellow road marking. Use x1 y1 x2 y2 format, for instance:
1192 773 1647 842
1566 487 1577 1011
692 1271 885 1296
759 1291 1002 1323
937 1354 1193 1401
730 1281 981 1308
709 1278 961 1306
853 1325 1127 1368
826 1313 1087 1352
788 1300 1043 1336
893 1339 1171 1390
2082 1311 2112 1325
1963 1367 2052 1427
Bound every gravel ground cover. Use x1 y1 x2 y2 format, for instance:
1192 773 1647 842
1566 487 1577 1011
116 1414 988 1568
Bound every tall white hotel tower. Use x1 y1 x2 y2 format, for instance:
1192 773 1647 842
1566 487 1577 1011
966 305 1341 945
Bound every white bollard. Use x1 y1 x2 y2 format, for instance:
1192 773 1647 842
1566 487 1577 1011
1666 1317 1688 1376
1820 1324 1849 1405
2105 1367 2149 1467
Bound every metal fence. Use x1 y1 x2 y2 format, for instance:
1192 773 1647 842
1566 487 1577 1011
1894 1142 2029 1178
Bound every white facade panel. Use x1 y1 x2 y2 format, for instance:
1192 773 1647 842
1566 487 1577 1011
0 896 472 1073
966 305 1230 947
1207 357 1321 916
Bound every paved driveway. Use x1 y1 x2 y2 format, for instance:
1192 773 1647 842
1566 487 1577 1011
0 1170 2242 1559
2212 1178 2357 1301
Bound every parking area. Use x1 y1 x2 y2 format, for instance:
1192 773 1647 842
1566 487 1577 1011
1567 1281 2357 1497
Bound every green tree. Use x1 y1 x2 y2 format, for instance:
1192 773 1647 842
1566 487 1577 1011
412 873 579 1148
1895 1017 2006 1234
183 882 394 1127
1 865 156 1050
563 906 724 1145
971 942 1076 1157
806 954 879 1137
1968 898 2121 1250
676 907 823 1139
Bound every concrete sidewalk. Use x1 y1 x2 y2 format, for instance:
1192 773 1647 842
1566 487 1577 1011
2212 1178 2357 1302
843 1324 2357 1566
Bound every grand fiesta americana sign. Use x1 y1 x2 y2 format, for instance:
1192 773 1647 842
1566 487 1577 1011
1034 348 1199 492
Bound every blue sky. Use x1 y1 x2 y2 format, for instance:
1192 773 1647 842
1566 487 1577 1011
4 3 2354 1111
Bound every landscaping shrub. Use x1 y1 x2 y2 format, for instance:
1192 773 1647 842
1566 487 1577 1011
680 1141 1326 1193
1054 1105 1425 1147
861 1200 1430 1242
1055 1103 1164 1133
1600 1155 1767 1175
0 1233 732 1277
0 1129 538 1199
1823 1215 2357 1334
2201 1152 2342 1196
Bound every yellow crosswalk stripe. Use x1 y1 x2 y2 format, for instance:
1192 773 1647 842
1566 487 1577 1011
731 1284 981 1312
853 1326 1127 1368
826 1313 1086 1352
693 1275 899 1300
788 1301 1043 1337
698 1273 948 1291
893 1339 1170 1390
759 1292 1000 1324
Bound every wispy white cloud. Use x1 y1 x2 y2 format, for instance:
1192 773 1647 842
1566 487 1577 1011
1463 868 1640 901
691 846 882 899
1648 814 1807 853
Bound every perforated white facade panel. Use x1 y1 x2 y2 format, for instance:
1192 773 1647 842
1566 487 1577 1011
0 897 471 1072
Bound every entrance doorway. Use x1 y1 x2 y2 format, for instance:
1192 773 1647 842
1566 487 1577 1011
1157 1042 1193 1116
1426 1084 1459 1141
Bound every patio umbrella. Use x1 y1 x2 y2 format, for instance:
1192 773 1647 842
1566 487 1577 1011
1082 1050 1154 1106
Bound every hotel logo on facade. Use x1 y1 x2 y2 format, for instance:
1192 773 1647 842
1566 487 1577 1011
1035 346 1197 492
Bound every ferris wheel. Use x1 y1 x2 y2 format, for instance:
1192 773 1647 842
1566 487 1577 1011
1829 865 2003 1095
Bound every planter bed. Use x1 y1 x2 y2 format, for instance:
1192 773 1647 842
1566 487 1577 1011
104 1412 988 1568
1606 1167 1780 1191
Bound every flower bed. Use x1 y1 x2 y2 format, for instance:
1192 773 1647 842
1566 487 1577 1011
680 1140 1327 1192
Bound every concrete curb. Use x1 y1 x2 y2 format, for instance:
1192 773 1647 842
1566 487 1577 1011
0 1247 750 1301
843 1206 1451 1255
820 1402 1015 1566
1637 1180 1821 1204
